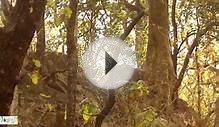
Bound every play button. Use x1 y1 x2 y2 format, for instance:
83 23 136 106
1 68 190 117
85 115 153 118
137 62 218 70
82 37 137 89
105 52 117 75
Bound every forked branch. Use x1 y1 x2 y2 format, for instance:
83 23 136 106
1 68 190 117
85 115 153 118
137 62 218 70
95 9 146 127
175 21 219 91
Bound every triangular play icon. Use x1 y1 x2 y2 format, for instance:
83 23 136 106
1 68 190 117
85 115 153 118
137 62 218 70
105 52 117 75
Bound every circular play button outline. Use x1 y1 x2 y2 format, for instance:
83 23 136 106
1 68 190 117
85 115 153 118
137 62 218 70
82 37 137 89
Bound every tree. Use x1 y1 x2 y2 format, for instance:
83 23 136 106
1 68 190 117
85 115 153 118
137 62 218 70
0 0 46 115
143 0 176 111
93 0 218 126
0 0 217 126
36 4 46 61
144 0 218 126
208 66 219 127
66 0 78 126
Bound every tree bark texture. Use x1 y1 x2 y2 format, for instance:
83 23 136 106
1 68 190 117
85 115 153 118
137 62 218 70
0 0 46 115
66 0 79 126
145 0 177 111
36 6 46 60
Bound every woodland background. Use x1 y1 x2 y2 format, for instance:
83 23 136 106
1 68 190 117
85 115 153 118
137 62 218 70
0 0 218 127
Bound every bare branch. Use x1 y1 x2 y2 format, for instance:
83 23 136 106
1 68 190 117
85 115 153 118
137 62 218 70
120 11 145 40
176 22 218 91
123 0 144 12
95 10 145 127
95 90 115 127
178 31 196 51
171 0 178 74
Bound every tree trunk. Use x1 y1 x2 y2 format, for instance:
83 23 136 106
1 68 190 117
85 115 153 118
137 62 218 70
215 72 219 127
144 0 177 111
36 7 46 60
66 0 78 126
135 19 144 67
89 1 97 43
215 98 219 127
0 0 46 115
55 104 66 127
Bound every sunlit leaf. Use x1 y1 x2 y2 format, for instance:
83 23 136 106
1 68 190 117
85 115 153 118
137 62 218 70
61 7 72 18
82 102 96 121
33 59 41 68
82 103 90 121
29 72 39 85
54 15 62 26
40 93 51 98
47 103 55 111
47 0 55 8
64 110 67 120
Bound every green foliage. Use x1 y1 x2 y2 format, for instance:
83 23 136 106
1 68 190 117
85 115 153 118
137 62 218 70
62 7 72 18
28 71 39 85
135 110 156 124
15 0 219 126
47 0 55 8
33 59 41 68
82 102 97 121
128 80 149 97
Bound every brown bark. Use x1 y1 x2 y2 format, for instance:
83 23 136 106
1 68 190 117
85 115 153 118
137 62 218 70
55 104 66 127
135 20 144 67
0 0 46 115
195 47 202 126
209 67 219 127
215 98 219 127
120 11 145 40
36 8 46 60
145 0 177 111
89 0 97 43
95 90 115 127
171 0 178 74
66 0 78 126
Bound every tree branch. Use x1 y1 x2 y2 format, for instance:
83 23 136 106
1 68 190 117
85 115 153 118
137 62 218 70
0 0 13 25
120 11 145 40
95 90 115 127
123 0 144 12
175 22 218 91
171 0 178 74
0 0 46 115
95 9 145 127
178 31 196 51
